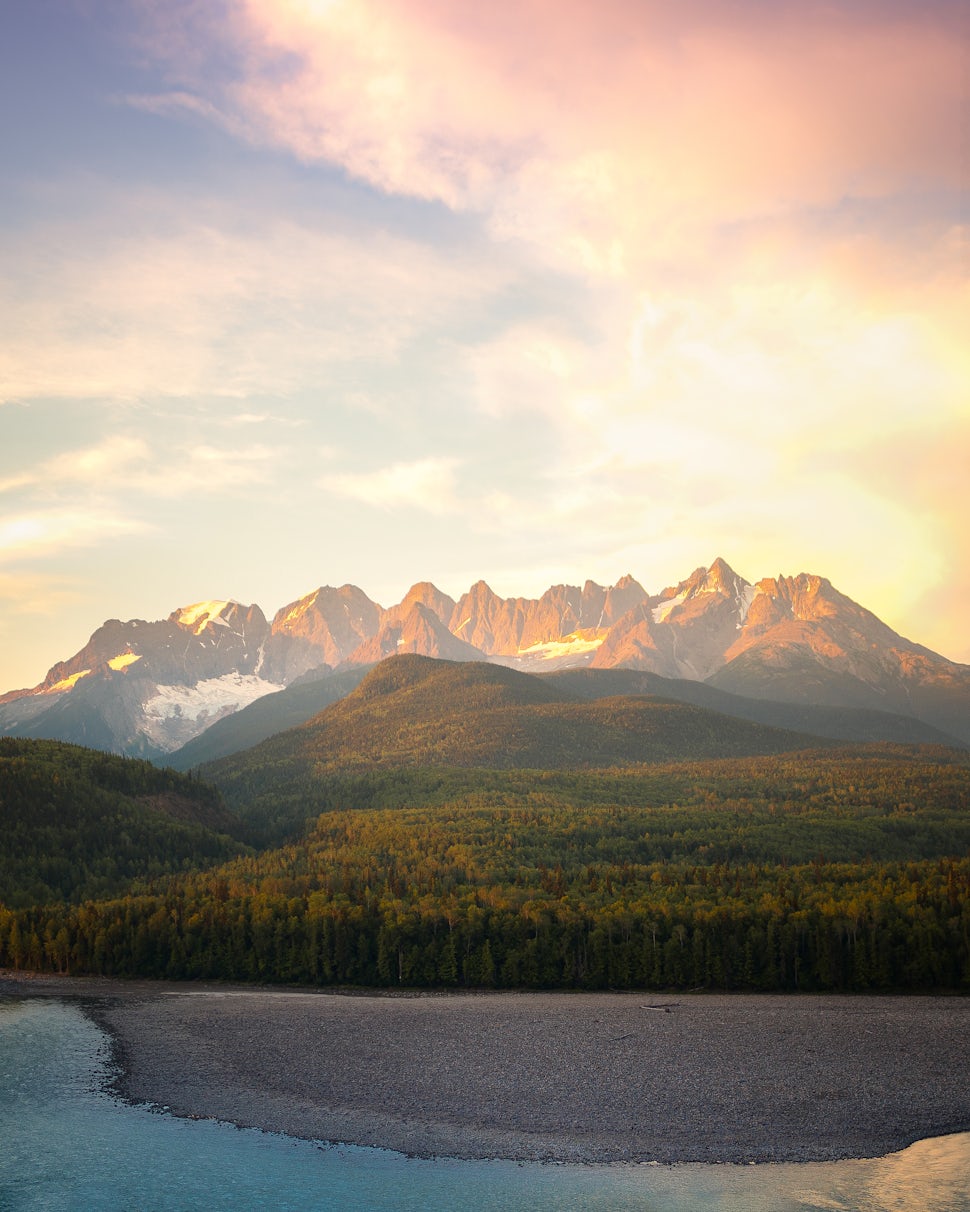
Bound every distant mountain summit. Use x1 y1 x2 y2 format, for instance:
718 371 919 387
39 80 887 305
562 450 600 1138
2 558 967 756
0 600 281 756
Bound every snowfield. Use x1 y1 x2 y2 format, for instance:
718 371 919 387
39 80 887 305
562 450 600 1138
142 673 285 750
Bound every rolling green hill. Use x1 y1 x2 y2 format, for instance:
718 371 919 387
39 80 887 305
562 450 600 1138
7 743 968 990
4 663 968 994
198 655 832 837
543 668 966 747
164 658 961 773
0 738 247 909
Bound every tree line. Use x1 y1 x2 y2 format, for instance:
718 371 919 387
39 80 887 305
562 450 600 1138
3 742 967 992
2 854 967 991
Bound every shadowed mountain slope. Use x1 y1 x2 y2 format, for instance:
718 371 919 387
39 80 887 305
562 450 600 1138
544 669 966 748
167 666 372 771
199 656 832 822
0 738 246 909
171 659 961 772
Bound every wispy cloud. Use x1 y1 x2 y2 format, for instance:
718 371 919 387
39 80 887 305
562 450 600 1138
1 435 280 499
146 0 965 270
0 571 82 615
0 204 511 406
120 90 229 125
324 457 461 513
35 436 151 488
0 508 150 562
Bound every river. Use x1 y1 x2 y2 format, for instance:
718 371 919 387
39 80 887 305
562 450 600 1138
1 998 968 1211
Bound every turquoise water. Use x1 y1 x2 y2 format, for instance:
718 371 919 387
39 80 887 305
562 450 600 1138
1 999 968 1212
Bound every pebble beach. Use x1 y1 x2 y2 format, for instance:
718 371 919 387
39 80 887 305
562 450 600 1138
4 974 969 1165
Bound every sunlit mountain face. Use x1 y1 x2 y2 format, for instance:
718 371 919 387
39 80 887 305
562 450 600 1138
1 559 967 759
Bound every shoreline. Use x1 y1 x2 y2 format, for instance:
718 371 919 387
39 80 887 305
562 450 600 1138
4 972 969 1165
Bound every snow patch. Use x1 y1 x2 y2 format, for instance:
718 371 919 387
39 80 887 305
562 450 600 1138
652 593 686 624
107 652 142 672
280 590 320 628
145 673 284 724
46 669 91 693
142 672 285 750
736 583 760 628
176 601 234 634
517 633 605 660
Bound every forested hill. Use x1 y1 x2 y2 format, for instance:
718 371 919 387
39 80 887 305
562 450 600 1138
3 670 968 994
543 668 966 748
0 738 248 909
199 655 830 825
6 745 969 991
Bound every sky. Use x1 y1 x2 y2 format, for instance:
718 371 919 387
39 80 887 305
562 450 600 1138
1 0 967 690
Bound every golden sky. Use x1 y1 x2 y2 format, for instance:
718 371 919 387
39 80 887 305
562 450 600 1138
0 0 967 686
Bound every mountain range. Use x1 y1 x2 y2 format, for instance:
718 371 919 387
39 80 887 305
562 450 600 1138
1 557 967 758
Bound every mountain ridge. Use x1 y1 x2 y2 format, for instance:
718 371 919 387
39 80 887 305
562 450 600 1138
2 558 968 756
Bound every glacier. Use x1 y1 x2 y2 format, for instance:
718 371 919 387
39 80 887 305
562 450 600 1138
142 673 285 751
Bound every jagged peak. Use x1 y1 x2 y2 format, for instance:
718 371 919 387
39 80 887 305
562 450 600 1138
757 572 833 599
273 583 381 630
173 600 239 635
673 559 750 600
397 581 456 615
706 556 741 584
464 579 498 597
272 588 321 629
403 580 442 597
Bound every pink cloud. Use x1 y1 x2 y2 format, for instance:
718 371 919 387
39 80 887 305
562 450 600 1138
209 0 963 252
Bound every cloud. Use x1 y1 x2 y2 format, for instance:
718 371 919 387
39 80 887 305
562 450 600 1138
324 457 460 513
1 435 280 500
140 0 965 274
218 411 305 427
35 436 151 489
0 571 82 615
124 1 967 516
0 202 511 406
0 508 150 563
120 90 230 126
0 435 151 499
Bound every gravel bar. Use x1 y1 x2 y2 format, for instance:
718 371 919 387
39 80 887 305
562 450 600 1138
4 974 969 1164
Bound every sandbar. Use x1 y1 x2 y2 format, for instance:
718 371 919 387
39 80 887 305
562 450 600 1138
3 973 968 1164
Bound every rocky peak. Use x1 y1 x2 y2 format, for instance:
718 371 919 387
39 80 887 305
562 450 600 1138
270 585 381 654
450 582 514 652
598 575 649 627
344 603 484 665
681 558 748 600
389 582 457 626
171 600 269 640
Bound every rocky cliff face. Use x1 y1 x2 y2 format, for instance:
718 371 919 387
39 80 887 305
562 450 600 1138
344 602 485 666
264 584 383 677
0 601 283 756
2 559 967 754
